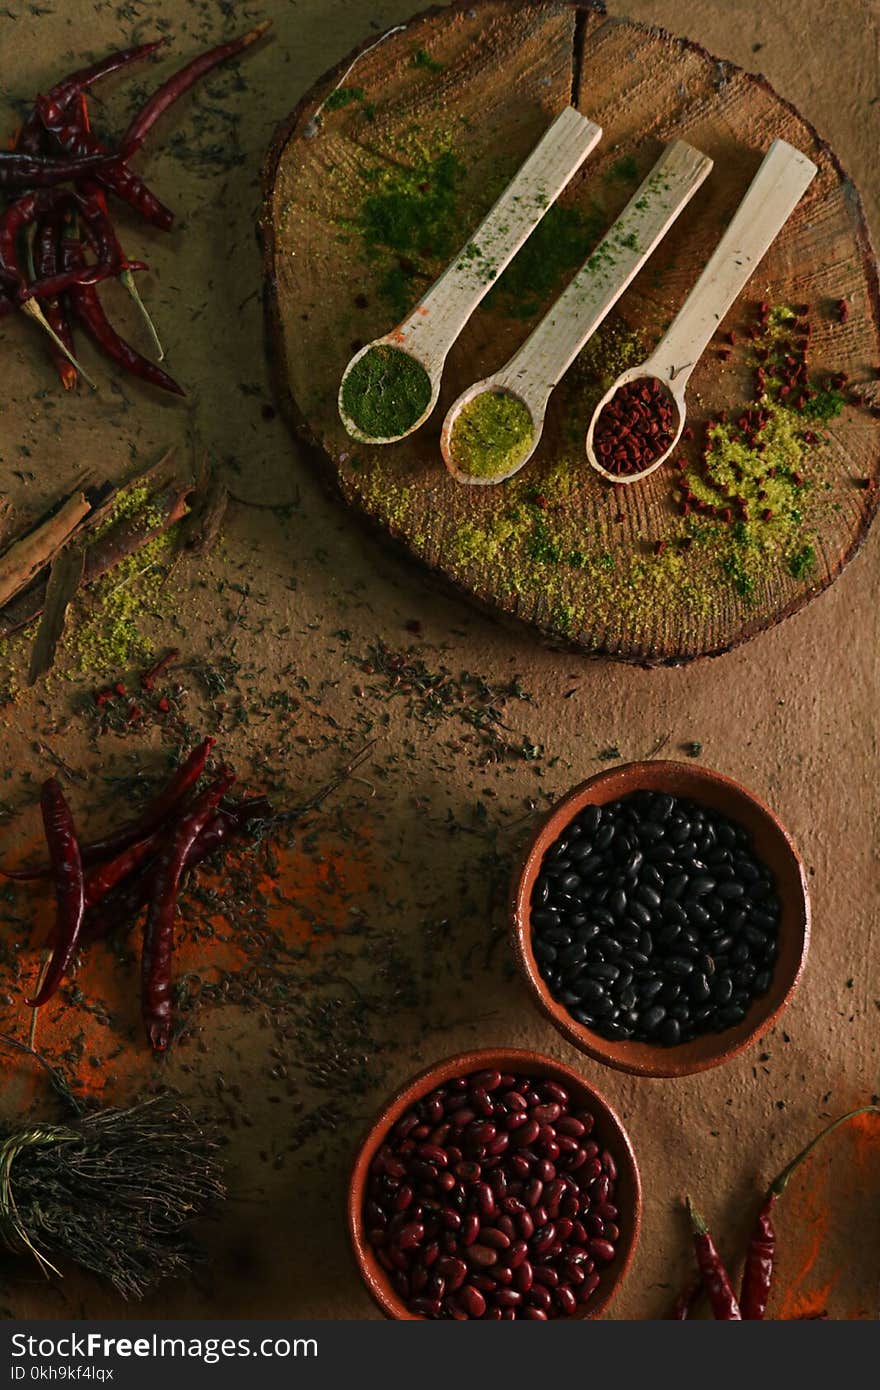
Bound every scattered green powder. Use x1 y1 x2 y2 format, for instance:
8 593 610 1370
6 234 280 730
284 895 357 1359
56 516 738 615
358 146 465 317
486 201 607 319
449 391 534 479
604 154 639 183
324 86 365 111
341 344 432 439
411 48 444 73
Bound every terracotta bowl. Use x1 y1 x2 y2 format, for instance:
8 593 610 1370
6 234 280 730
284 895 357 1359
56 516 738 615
511 761 810 1079
348 1047 641 1319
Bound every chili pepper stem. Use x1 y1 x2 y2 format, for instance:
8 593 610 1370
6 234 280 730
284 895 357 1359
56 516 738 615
120 268 164 360
21 300 97 390
27 950 52 1049
767 1105 880 1197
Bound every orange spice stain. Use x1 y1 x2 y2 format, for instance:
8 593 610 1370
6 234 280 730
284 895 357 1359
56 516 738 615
0 821 379 1101
776 1109 880 1320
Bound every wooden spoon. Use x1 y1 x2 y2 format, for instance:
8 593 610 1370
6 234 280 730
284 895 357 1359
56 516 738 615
440 140 713 485
337 106 602 444
585 138 818 485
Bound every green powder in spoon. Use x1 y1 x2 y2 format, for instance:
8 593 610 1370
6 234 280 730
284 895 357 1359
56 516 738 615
448 390 535 479
341 344 432 439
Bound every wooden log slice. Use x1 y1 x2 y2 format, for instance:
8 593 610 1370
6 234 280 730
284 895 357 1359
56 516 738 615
263 0 880 664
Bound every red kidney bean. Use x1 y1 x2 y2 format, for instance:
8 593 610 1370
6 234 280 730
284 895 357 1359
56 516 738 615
494 1264 513 1286
556 1285 577 1316
442 1207 462 1230
423 1240 440 1267
539 1081 567 1104
566 1263 586 1286
519 1211 535 1240
467 1244 498 1268
533 1264 559 1288
532 1205 549 1227
410 1296 442 1316
398 1223 424 1251
495 1289 522 1308
472 1088 494 1117
561 1191 580 1219
511 1118 540 1147
505 1111 530 1133
394 1185 414 1212
526 1178 543 1208
586 1213 605 1237
438 1171 455 1193
458 1285 486 1318
556 1134 580 1155
485 1307 503 1320
476 1182 497 1218
533 1224 557 1256
528 1283 553 1312
515 1259 534 1292
534 1103 562 1124
603 1223 620 1242
594 1202 618 1221
488 1131 510 1156
470 1274 497 1293
473 1069 502 1091
579 1272 601 1304
394 1113 420 1139
588 1239 616 1264
556 1218 574 1243
438 1256 468 1290
502 1196 526 1215
503 1090 528 1110
538 1159 557 1182
420 1144 449 1166
592 1175 611 1205
497 1215 516 1239
523 1307 548 1320
507 1239 528 1270
455 1160 481 1183
567 1148 588 1171
461 1213 480 1246
557 1116 585 1138
479 1227 510 1250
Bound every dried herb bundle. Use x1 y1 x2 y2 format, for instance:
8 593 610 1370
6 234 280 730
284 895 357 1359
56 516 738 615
0 1053 224 1298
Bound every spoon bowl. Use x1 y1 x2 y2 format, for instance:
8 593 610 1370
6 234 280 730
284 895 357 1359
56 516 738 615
586 365 685 484
440 380 541 485
338 337 438 446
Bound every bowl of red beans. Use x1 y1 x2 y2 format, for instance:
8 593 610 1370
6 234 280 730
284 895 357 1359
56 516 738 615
348 1048 641 1320
512 761 810 1079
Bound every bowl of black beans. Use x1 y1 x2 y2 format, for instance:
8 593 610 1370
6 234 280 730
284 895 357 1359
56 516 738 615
512 762 810 1078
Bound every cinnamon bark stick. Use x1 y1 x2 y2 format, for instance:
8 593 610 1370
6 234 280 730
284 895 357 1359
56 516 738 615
0 491 92 608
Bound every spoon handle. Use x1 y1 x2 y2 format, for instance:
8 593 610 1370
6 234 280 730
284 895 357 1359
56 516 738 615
647 139 817 387
393 107 602 371
494 140 713 413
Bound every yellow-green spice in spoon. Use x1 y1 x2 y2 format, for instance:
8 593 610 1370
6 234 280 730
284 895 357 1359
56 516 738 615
448 390 535 480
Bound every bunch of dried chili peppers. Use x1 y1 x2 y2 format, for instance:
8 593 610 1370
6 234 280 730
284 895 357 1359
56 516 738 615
2 737 272 1051
2 21 270 394
676 1104 880 1319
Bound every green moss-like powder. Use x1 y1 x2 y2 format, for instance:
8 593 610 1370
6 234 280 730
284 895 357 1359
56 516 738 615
448 391 534 479
341 345 432 439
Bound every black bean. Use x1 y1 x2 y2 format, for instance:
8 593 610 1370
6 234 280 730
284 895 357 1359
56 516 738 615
689 876 716 896
533 941 557 965
636 883 661 910
659 1017 681 1046
754 969 772 994
590 962 620 983
576 978 607 1005
689 973 711 1003
640 1003 666 1033
580 805 602 832
665 956 694 978
608 888 628 917
595 824 615 851
684 901 711 927
717 880 746 900
624 851 644 875
628 900 652 927
712 973 734 1005
639 978 664 1001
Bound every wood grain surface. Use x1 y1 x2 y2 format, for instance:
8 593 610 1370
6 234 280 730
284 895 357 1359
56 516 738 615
265 0 880 664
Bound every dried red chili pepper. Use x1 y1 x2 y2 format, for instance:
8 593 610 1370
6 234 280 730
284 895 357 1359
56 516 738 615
740 1104 880 1319
80 796 272 946
0 149 114 190
40 38 168 114
63 237 184 396
121 21 272 157
671 1276 701 1319
83 833 160 908
140 646 180 691
2 738 216 880
34 209 77 390
686 1197 742 1320
35 96 174 231
142 768 235 1050
26 778 84 1008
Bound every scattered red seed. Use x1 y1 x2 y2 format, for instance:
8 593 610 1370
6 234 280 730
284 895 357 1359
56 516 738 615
761 508 773 521
140 646 180 692
653 540 666 556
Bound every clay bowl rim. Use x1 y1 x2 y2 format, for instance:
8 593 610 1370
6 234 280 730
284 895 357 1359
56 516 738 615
347 1046 642 1320
511 760 811 1079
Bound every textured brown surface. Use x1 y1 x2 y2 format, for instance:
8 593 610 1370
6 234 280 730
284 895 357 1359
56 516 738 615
266 0 880 663
0 0 877 1323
